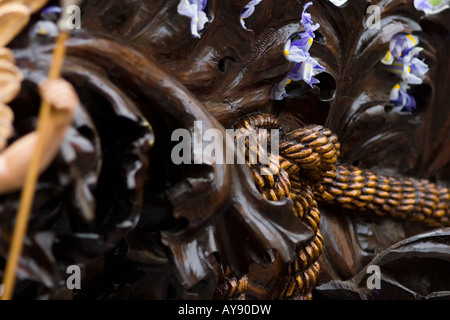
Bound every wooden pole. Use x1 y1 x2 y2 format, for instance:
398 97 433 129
0 31 69 300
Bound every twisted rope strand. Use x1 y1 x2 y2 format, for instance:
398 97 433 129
215 112 449 300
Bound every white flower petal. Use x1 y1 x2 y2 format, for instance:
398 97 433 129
197 10 208 31
328 0 348 6
178 0 196 18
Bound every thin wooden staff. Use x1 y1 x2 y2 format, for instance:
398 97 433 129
0 3 76 300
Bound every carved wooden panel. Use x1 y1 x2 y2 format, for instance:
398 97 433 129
0 0 449 300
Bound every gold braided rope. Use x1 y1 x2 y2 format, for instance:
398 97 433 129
215 112 450 300
273 122 339 300
319 165 450 227
215 266 249 300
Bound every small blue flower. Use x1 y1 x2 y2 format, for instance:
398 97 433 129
301 2 314 26
414 0 450 14
381 34 419 65
381 33 429 85
288 53 325 88
381 33 429 111
177 0 209 38
270 77 292 100
389 82 417 111
301 2 320 34
400 46 423 63
385 58 428 85
29 20 59 38
284 37 313 62
271 2 324 100
383 53 428 85
240 0 263 29
41 6 62 21
409 57 429 79
29 6 62 39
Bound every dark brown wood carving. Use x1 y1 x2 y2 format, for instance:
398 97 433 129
0 0 449 300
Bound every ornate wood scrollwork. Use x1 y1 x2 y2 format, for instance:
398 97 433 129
0 0 449 300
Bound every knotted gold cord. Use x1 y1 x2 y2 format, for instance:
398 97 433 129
215 112 449 300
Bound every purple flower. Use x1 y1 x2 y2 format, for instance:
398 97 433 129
381 34 419 65
301 2 314 26
284 3 320 61
288 3 324 87
389 82 417 111
301 2 320 38
271 53 325 101
409 57 429 80
30 6 62 39
401 46 423 63
271 55 324 101
240 0 263 29
414 0 450 14
177 0 209 38
381 33 429 111
284 37 312 62
271 2 325 100
381 33 429 85
384 56 428 85
270 78 292 100
29 20 59 38
41 6 62 21
288 53 325 87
